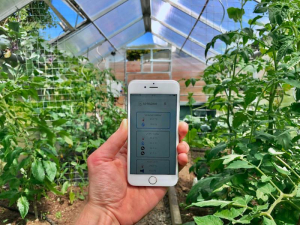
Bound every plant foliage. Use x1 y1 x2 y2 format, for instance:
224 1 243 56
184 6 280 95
186 0 300 224
0 9 125 218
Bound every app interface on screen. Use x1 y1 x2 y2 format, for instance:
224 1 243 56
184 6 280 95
130 94 177 175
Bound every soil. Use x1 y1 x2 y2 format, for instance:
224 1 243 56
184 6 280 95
0 151 206 225
0 189 171 225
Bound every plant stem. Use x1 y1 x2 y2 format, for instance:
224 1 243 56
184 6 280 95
276 156 300 180
33 197 38 219
254 165 282 194
267 192 283 215
267 84 277 135
249 81 274 142
260 212 275 221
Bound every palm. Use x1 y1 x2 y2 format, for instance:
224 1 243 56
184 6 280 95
87 120 189 224
88 143 167 224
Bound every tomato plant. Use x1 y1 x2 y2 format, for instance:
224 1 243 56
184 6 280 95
186 0 300 224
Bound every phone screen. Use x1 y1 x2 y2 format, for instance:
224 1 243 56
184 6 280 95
130 94 177 175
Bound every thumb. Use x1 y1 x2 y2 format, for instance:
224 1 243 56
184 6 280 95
88 119 128 163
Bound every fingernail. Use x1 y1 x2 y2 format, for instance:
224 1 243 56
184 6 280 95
120 119 128 130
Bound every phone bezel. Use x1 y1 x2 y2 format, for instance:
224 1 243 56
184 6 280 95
127 80 180 186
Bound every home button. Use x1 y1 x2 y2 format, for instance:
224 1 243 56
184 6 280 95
148 176 157 185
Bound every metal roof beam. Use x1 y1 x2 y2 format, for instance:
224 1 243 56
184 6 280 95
74 7 118 52
80 17 144 56
140 0 151 32
151 16 219 55
91 31 146 64
90 0 128 21
0 0 32 22
44 0 74 31
161 0 224 33
152 32 207 65
180 0 210 50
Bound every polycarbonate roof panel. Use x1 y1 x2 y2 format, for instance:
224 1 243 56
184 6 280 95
85 41 114 62
183 39 215 62
170 0 206 15
152 20 186 47
95 41 114 58
152 0 196 36
0 0 32 21
202 0 258 31
110 19 145 49
52 0 85 27
191 21 226 53
58 24 105 55
94 0 143 37
75 0 123 21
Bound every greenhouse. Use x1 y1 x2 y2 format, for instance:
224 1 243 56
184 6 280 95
0 0 300 224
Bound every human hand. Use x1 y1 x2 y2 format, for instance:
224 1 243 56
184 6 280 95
76 119 189 225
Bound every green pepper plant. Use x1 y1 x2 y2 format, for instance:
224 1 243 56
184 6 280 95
0 14 125 219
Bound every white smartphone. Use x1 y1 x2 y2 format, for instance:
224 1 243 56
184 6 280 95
127 80 180 186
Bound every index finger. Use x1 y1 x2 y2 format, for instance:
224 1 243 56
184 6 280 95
89 119 128 162
178 121 188 141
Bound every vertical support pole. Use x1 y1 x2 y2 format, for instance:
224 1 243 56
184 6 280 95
150 49 153 73
141 55 144 72
169 48 173 80
124 49 128 112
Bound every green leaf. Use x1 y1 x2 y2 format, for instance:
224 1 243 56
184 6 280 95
61 181 70 194
0 190 18 199
234 214 255 224
43 160 57 182
291 103 300 114
64 136 73 146
194 215 223 225
186 177 215 204
253 204 269 213
192 200 232 208
296 184 300 197
244 87 258 107
0 83 6 93
220 154 245 165
233 195 253 206
268 148 284 156
52 119 68 127
45 178 63 195
296 88 300 101
254 3 268 13
276 37 294 62
226 160 255 169
233 112 248 129
227 7 245 22
190 78 198 86
69 191 75 204
263 217 276 225
261 175 272 182
281 79 300 89
31 160 45 182
256 183 276 201
8 22 20 33
248 15 263 26
207 143 227 160
255 131 274 141
17 196 29 219
272 162 291 175
185 79 191 87
214 208 245 221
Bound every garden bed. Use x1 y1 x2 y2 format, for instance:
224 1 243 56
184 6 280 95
0 154 199 225
176 150 213 224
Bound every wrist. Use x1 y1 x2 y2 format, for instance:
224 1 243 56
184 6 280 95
76 202 119 225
